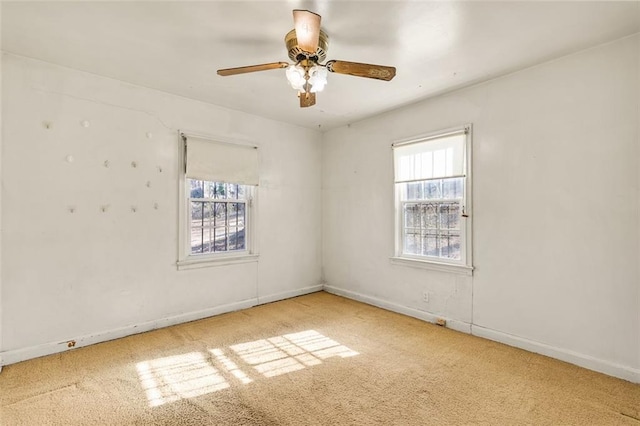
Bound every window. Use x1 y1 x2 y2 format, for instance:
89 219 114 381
392 126 473 273
188 180 248 255
178 133 259 270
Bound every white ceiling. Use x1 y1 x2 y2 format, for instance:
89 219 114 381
2 1 639 131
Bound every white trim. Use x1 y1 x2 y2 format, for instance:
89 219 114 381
389 256 474 275
0 298 257 366
258 285 323 305
471 325 640 384
323 285 472 334
177 253 259 270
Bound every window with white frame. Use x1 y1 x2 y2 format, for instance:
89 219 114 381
393 126 472 270
188 180 248 255
178 133 258 269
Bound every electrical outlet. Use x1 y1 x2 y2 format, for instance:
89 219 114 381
422 291 429 303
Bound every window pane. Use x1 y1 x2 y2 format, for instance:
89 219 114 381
232 225 245 250
236 203 246 225
228 224 245 251
201 227 213 254
404 230 420 255
425 180 442 200
404 204 419 228
443 177 463 199
213 202 227 226
214 227 227 252
406 182 422 200
228 203 245 227
439 203 460 230
440 233 461 260
187 181 250 256
189 180 204 198
204 181 217 199
423 233 438 257
214 182 227 199
230 184 240 199
423 204 438 229
237 185 246 199
190 227 204 254
191 202 204 225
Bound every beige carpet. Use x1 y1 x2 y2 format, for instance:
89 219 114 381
1 292 639 425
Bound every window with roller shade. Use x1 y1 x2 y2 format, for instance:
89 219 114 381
177 133 259 269
392 126 472 270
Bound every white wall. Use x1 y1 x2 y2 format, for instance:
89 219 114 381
322 35 640 382
0 54 322 362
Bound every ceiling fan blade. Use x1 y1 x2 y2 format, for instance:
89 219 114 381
293 9 321 54
299 92 316 108
326 60 396 81
217 62 289 76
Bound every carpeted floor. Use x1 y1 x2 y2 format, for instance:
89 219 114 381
1 291 639 425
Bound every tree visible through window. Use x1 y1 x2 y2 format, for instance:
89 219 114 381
188 180 248 255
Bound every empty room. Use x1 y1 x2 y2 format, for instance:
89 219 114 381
1 1 639 425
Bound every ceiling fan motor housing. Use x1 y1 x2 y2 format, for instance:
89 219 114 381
285 29 329 63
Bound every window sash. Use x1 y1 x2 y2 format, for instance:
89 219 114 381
189 198 247 255
401 199 464 261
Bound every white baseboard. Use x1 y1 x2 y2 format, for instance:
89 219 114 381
471 325 640 384
0 298 257 367
258 284 323 305
0 284 326 368
324 285 639 384
323 285 472 334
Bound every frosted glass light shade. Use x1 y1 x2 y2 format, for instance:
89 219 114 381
286 65 306 91
308 65 328 93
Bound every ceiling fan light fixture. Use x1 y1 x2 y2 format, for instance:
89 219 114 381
285 64 306 91
308 65 328 93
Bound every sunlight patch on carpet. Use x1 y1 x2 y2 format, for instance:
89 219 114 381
210 348 253 384
136 352 229 407
137 330 358 407
231 330 359 378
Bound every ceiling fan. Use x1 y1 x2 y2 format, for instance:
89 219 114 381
217 10 396 108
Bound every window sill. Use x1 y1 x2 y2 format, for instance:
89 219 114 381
389 256 474 276
177 253 259 271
